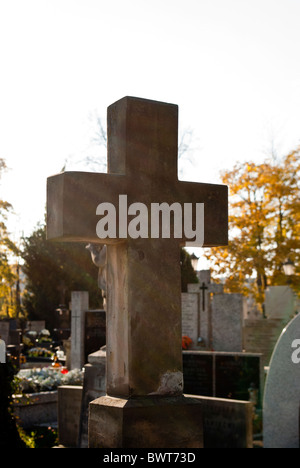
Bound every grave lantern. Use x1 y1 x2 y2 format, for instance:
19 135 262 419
282 258 295 277
190 253 199 271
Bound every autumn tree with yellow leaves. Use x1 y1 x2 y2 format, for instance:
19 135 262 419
0 159 19 317
205 148 300 307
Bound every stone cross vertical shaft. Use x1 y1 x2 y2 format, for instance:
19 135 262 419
47 96 228 447
200 282 208 311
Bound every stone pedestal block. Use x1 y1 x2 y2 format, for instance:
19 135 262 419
88 395 203 448
58 385 83 447
78 348 106 448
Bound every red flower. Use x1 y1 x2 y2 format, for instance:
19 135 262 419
60 368 68 374
182 335 192 350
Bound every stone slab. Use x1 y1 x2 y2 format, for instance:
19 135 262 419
58 385 83 447
71 291 89 370
211 293 244 352
183 351 262 402
264 285 296 320
0 322 9 345
12 391 58 428
182 352 213 395
181 292 198 346
78 348 106 448
26 321 46 333
188 394 253 448
88 395 203 448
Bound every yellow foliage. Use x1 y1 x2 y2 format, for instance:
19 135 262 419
206 148 300 303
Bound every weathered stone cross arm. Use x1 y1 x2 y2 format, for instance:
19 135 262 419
47 170 227 246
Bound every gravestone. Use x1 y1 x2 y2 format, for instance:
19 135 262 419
182 276 244 352
244 293 262 320
211 293 244 352
215 353 260 401
53 306 71 345
195 395 253 448
265 285 296 320
243 285 298 367
263 314 300 448
182 272 224 349
1 319 21 349
26 321 46 333
243 318 284 367
0 322 9 346
181 293 198 345
47 96 228 448
78 347 106 448
182 352 213 395
189 271 215 349
0 338 6 363
183 350 262 402
58 385 83 447
81 347 253 448
70 291 89 370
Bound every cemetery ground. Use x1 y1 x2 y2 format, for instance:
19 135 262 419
3 265 298 450
1 275 298 449
0 281 297 450
0 292 274 449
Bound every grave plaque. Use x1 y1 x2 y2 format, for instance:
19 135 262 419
181 293 198 346
199 396 253 448
215 354 260 401
183 351 262 403
183 352 213 396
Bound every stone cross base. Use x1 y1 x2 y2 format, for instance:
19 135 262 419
88 395 203 448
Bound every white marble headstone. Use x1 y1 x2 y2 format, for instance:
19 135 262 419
263 314 300 448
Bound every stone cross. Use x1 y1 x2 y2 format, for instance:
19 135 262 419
199 282 208 311
187 272 215 348
47 97 228 447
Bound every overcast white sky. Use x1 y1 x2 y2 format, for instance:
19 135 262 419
1 0 300 250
